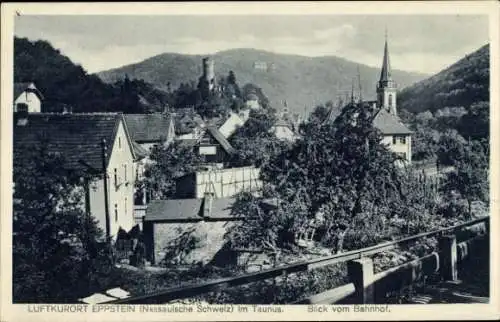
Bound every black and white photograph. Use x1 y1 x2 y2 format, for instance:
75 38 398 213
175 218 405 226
1 2 499 321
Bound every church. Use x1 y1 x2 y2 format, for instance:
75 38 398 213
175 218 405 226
326 35 412 164
373 34 412 163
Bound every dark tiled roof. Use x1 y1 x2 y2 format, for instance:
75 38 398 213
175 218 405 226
145 199 203 221
14 82 44 100
206 126 236 154
123 114 174 143
372 109 412 134
14 113 127 171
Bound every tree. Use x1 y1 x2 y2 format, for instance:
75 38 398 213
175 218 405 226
437 129 468 166
142 141 202 200
228 103 424 253
230 108 291 167
442 140 488 217
458 101 489 140
13 142 111 303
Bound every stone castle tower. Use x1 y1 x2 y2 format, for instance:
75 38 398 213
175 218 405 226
202 57 216 91
376 33 397 116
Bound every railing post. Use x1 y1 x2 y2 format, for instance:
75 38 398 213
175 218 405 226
439 234 458 281
348 257 375 304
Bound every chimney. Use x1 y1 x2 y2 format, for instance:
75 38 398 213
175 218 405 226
203 192 214 218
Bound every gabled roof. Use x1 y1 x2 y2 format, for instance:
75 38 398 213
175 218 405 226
14 82 44 100
218 112 245 139
206 126 236 154
372 108 412 134
274 118 293 128
123 113 174 143
14 113 134 171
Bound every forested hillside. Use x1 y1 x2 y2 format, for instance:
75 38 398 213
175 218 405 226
14 37 169 113
97 48 427 115
399 44 489 114
397 44 489 162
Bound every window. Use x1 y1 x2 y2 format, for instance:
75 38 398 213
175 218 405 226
118 137 121 149
16 103 28 113
123 164 127 182
114 204 118 222
114 168 118 187
124 198 127 216
393 135 406 145
388 94 393 107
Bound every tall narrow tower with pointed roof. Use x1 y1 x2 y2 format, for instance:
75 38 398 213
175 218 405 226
377 31 398 115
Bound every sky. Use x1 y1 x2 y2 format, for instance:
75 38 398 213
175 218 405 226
14 14 489 75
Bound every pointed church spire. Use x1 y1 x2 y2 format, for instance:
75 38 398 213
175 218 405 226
351 78 355 105
357 65 363 103
379 28 392 83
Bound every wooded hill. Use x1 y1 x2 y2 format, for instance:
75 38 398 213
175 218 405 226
398 44 489 114
96 48 427 115
14 37 170 113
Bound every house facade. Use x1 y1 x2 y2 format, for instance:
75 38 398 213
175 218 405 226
14 112 141 239
270 119 298 142
13 82 43 113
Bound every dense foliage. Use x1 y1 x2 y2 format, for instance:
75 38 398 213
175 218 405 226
13 142 113 302
399 44 489 114
230 107 292 167
141 141 202 200
14 37 170 113
227 103 445 254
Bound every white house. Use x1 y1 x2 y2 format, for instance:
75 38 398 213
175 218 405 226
13 82 43 113
14 112 142 239
270 119 299 142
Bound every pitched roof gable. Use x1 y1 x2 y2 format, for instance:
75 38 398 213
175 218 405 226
206 126 236 154
372 109 412 134
14 82 44 100
123 114 174 143
325 103 411 135
14 113 129 171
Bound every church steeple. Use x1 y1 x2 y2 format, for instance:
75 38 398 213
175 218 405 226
379 32 392 83
377 30 397 115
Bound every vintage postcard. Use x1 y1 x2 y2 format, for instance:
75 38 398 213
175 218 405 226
1 1 499 321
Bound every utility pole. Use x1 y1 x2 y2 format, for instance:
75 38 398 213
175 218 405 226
101 138 111 242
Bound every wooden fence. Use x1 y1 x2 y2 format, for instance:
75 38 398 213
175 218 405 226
104 216 489 304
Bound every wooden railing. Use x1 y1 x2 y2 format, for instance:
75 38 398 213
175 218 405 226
105 216 489 304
